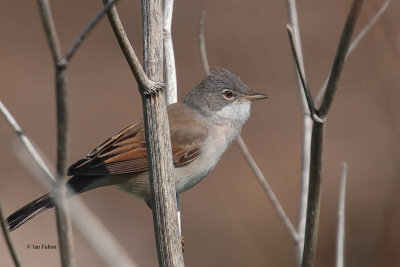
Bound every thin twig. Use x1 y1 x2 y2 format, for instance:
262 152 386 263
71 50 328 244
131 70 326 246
163 0 181 237
197 7 299 247
236 136 299 244
3 0 141 264
37 1 75 266
301 2 363 266
101 0 183 264
1 8 137 263
37 0 62 65
0 202 20 267
163 0 177 105
64 0 121 62
315 0 394 104
198 11 210 75
336 162 348 267
14 143 138 267
286 24 317 119
318 0 364 118
101 0 164 94
176 194 181 235
0 100 55 185
285 1 312 261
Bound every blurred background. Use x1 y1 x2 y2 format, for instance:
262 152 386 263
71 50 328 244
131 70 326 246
1 0 400 266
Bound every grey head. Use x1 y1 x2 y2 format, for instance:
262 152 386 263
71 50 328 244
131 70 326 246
183 68 268 124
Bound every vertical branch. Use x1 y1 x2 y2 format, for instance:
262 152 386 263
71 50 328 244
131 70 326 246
2 1 141 263
0 203 20 267
37 1 75 266
336 163 348 267
103 0 183 262
163 0 177 105
301 1 363 266
301 122 324 267
141 0 184 265
285 1 312 259
163 0 182 236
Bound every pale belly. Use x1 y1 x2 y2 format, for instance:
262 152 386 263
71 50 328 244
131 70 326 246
118 124 233 199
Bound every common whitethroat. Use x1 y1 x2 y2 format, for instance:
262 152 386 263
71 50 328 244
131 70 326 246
7 67 268 231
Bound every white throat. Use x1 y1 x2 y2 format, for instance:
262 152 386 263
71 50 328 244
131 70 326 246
210 100 251 143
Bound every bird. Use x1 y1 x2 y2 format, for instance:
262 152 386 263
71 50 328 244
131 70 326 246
7 67 268 231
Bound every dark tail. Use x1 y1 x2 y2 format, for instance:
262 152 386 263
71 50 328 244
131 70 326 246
7 175 116 232
7 193 54 231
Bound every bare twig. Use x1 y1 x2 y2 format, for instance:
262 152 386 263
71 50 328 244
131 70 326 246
301 121 324 267
1 4 137 263
163 0 182 237
318 0 364 118
286 24 316 119
3 100 136 265
315 0 394 104
197 7 299 248
64 0 121 62
198 11 210 75
3 0 141 265
163 0 177 105
37 1 75 266
0 202 20 267
0 100 55 185
101 0 164 94
142 0 184 265
301 2 363 266
37 0 62 65
336 163 348 267
14 142 138 267
236 137 299 244
176 194 181 235
285 1 312 260
101 0 184 264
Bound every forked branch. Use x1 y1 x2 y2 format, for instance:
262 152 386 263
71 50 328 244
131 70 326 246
102 0 184 265
286 25 317 120
37 1 75 266
318 0 363 118
301 1 363 266
101 0 164 95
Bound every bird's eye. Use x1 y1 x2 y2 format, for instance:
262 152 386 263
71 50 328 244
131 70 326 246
223 90 234 99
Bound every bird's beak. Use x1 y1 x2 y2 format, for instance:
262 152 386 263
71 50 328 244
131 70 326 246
242 92 269 101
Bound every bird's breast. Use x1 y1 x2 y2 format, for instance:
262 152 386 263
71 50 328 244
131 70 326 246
174 123 236 193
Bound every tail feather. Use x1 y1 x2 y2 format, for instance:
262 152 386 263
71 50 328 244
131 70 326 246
7 193 54 232
7 175 117 232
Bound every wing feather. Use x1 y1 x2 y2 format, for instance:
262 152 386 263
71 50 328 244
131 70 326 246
67 103 208 177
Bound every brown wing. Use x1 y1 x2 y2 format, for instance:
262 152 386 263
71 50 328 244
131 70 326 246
67 103 208 177
67 122 148 176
